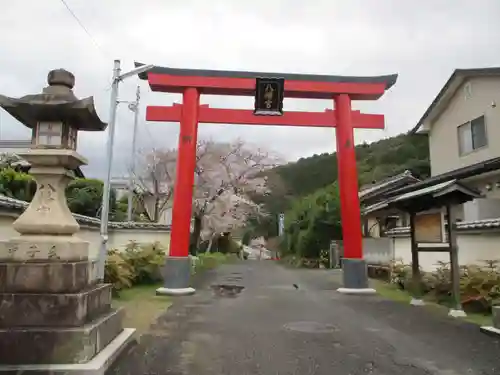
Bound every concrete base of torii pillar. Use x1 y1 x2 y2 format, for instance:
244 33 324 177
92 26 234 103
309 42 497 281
0 149 135 374
337 258 376 295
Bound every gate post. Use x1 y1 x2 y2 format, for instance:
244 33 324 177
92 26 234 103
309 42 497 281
157 87 199 296
334 94 375 294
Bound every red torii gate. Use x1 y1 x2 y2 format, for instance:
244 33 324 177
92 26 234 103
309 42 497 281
137 63 397 295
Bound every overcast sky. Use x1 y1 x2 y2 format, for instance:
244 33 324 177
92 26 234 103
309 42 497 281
1 0 500 178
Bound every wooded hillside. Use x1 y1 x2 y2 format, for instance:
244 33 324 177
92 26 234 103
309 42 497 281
248 132 430 240
274 132 430 198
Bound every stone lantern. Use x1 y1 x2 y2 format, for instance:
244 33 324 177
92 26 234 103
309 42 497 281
0 69 134 372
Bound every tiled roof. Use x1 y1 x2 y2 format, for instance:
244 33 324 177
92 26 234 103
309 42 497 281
362 180 480 216
389 179 480 204
360 170 409 194
362 201 389 215
456 218 500 231
0 195 171 230
135 62 398 91
384 226 410 236
359 170 420 201
385 217 500 236
384 157 500 200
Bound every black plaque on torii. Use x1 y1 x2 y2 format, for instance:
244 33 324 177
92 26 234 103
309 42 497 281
254 77 285 116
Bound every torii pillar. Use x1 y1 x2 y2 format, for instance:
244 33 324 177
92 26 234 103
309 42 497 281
137 63 397 295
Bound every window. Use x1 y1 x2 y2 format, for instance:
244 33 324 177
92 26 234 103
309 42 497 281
457 116 487 155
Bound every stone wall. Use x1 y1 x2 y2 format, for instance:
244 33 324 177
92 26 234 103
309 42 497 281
0 196 171 259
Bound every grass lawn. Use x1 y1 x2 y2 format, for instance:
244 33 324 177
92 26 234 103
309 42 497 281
112 283 171 335
372 279 492 327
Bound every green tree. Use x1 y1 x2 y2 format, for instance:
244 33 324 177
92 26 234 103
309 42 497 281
246 171 291 240
283 183 342 259
66 178 120 220
257 132 430 237
0 168 122 220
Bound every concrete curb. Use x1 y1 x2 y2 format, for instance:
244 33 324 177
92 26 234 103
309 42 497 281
156 287 196 296
337 287 377 295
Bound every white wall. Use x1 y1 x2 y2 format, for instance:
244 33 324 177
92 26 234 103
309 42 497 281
463 200 480 221
476 198 500 220
363 237 392 265
428 76 500 176
388 231 500 271
0 214 171 260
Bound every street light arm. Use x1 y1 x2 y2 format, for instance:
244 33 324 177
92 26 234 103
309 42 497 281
118 64 154 81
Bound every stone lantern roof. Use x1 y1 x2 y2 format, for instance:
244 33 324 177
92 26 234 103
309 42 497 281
0 69 107 131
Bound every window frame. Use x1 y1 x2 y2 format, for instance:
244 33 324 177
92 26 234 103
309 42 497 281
457 115 488 156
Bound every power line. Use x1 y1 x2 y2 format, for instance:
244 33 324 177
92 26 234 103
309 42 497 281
59 0 108 60
58 2 160 166
144 120 157 148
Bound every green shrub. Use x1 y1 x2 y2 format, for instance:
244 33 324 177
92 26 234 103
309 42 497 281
122 241 165 284
215 234 241 254
104 243 232 295
388 259 500 313
460 261 500 311
192 252 233 273
390 258 412 286
104 249 134 294
104 242 165 294
319 249 329 268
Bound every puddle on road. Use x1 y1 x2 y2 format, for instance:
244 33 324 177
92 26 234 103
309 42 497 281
283 321 338 333
211 284 245 298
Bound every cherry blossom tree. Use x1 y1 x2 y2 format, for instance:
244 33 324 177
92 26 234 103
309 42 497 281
134 140 282 249
132 148 176 222
200 191 262 252
191 139 281 253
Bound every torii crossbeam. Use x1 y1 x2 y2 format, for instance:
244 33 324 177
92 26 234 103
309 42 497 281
137 63 397 295
148 104 385 129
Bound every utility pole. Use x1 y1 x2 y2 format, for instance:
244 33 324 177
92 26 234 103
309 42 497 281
127 86 140 221
98 59 121 281
98 60 154 281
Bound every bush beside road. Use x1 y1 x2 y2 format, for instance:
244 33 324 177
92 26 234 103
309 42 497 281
105 241 236 335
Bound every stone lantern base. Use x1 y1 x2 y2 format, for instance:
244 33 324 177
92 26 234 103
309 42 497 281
0 149 135 374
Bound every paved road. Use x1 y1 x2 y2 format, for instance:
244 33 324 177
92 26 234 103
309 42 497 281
109 261 500 375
